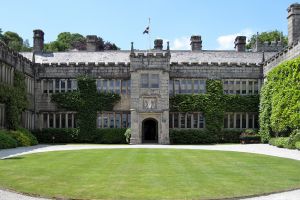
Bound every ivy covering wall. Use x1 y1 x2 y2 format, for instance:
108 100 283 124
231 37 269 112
51 76 120 141
259 57 300 142
0 71 28 130
170 79 260 141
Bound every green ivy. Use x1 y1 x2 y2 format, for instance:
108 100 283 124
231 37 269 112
0 71 28 130
51 75 120 141
259 57 300 141
170 79 260 141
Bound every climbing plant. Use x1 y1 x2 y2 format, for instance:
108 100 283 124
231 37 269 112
51 75 120 141
259 57 300 142
170 79 260 141
0 71 28 130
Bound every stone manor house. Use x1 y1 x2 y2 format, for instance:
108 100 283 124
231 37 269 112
0 3 300 144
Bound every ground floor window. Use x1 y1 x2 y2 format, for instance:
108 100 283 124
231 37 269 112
224 112 258 129
169 112 205 129
0 104 5 129
42 112 77 129
97 111 131 128
22 111 35 130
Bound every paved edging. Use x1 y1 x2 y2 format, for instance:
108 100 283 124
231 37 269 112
0 144 300 200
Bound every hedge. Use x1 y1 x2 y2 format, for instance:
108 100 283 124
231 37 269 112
218 129 243 143
269 137 289 148
33 128 127 144
0 130 17 149
296 141 300 150
0 128 37 149
170 129 218 144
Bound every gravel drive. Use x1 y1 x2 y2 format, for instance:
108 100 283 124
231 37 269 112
0 144 299 200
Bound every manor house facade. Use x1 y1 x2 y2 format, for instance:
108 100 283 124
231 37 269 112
1 3 300 144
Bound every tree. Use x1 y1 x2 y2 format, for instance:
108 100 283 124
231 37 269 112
44 32 120 52
0 28 3 41
104 41 120 50
246 30 288 49
3 31 24 51
21 39 32 52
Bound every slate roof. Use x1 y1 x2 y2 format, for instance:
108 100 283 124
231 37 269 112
20 50 276 65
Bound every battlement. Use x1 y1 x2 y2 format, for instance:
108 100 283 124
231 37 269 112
40 61 130 68
252 40 285 52
0 40 33 74
170 61 261 68
130 51 171 58
264 40 300 75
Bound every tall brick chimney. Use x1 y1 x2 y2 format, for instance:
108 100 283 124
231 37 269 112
86 35 99 51
154 39 163 50
33 29 44 53
234 36 246 52
190 35 202 51
287 3 300 45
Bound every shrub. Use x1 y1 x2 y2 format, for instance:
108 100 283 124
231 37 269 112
32 128 79 143
0 130 17 149
287 129 300 149
170 129 218 144
93 128 127 144
240 135 261 144
269 137 289 148
33 128 126 144
17 127 38 146
124 128 131 144
218 129 242 143
9 130 31 147
295 141 300 150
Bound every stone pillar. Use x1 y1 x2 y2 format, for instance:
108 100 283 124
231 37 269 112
234 36 246 52
288 3 300 45
190 35 202 51
33 29 44 53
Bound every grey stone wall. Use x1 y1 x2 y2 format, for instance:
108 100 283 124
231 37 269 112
264 42 300 75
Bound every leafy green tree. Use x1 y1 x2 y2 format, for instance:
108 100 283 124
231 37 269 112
44 41 67 52
246 30 288 49
57 32 86 50
104 41 120 50
3 31 24 51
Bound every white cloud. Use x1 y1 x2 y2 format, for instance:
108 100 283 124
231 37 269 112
171 36 190 50
216 29 254 50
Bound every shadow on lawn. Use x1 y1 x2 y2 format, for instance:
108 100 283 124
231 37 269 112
0 145 51 159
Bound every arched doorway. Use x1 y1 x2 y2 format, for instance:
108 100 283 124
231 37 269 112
142 118 158 143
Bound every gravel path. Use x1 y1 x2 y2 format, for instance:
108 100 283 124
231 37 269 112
0 144 300 200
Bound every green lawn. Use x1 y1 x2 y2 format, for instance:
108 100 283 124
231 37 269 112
0 149 300 200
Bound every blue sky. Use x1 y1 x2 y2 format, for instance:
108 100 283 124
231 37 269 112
0 0 296 50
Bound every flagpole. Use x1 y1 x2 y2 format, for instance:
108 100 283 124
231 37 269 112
148 17 151 52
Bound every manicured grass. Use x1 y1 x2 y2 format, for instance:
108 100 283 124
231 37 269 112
0 149 300 200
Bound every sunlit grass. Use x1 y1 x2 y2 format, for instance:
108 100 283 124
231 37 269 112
0 149 300 200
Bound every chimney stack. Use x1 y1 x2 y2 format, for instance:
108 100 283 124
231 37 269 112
190 35 202 51
86 35 99 51
33 29 44 53
154 39 163 50
234 36 246 52
287 3 300 45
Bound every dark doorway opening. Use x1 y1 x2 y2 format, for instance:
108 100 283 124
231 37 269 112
142 118 158 143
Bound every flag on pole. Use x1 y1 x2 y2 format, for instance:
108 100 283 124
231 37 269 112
143 26 149 34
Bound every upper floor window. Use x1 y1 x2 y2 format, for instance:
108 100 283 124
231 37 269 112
223 79 260 95
140 74 159 88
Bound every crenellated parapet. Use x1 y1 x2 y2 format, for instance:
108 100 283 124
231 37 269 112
170 61 262 79
130 51 171 72
170 61 261 68
263 40 300 75
0 41 34 76
252 40 285 52
36 61 131 79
